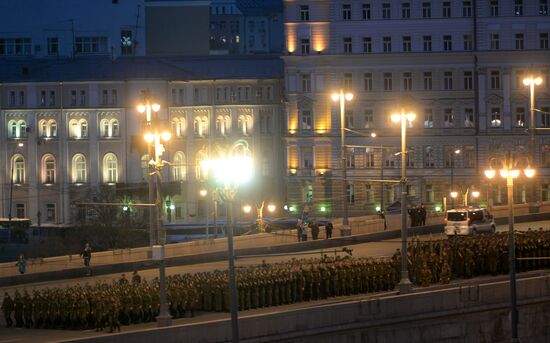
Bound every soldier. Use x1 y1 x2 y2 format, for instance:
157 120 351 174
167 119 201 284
13 290 24 328
132 270 142 286
325 221 334 239
2 292 14 328
22 290 33 328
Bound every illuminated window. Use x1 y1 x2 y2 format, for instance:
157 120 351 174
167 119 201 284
42 154 56 184
11 154 25 184
72 153 87 183
103 153 118 183
173 151 187 181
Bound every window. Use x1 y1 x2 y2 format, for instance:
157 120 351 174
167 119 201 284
423 72 433 90
442 2 451 18
40 91 46 106
120 30 133 56
463 145 475 167
490 33 500 50
443 35 452 51
347 184 355 204
18 91 25 106
382 3 391 19
140 154 150 180
406 147 415 167
172 117 186 137
0 38 32 56
170 151 186 181
383 73 393 91
402 36 411 52
75 36 108 54
342 4 352 20
238 115 252 135
11 155 25 184
103 153 118 183
463 71 473 90
79 90 86 106
46 204 55 222
490 70 500 89
515 33 524 50
300 38 310 54
7 120 26 138
424 146 435 167
490 0 499 16
515 107 526 127
100 118 119 137
463 34 473 51
70 90 77 106
365 184 374 203
15 204 25 219
491 108 502 127
515 70 525 88
543 184 550 201
42 154 55 184
423 2 431 18
541 108 550 127
301 74 311 92
72 153 87 183
423 36 432 51
363 3 371 19
541 0 549 15
464 108 474 127
302 147 313 170
443 108 454 128
301 110 312 130
543 145 550 167
365 149 375 167
343 37 353 53
463 1 472 16
346 148 356 168
424 109 434 128
9 91 15 106
384 149 395 167
343 73 353 90
541 33 549 49
403 72 412 91
514 0 523 16
364 73 373 91
215 115 231 136
38 119 57 138
363 37 372 53
69 119 88 138
444 71 453 90
424 184 434 203
47 37 59 56
364 109 374 128
383 36 392 52
345 109 354 128
402 3 410 18
111 90 117 105
300 5 309 21
49 91 55 106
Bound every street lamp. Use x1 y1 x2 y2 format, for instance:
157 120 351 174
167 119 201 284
484 151 535 342
332 89 354 235
390 108 415 294
200 140 254 343
8 142 24 232
449 148 461 209
523 75 543 205
137 91 172 327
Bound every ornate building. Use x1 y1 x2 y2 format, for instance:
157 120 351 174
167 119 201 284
282 0 550 219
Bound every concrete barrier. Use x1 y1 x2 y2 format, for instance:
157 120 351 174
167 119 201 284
61 273 550 343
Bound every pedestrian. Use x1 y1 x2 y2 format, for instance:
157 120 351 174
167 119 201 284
419 204 427 226
2 292 14 328
325 221 333 239
15 254 26 274
80 242 92 275
296 219 302 242
301 223 309 242
379 211 387 230
311 220 319 240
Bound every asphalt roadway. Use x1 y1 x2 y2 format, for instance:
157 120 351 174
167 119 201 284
0 219 549 342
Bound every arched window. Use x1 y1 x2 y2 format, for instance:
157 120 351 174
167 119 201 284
49 119 57 137
238 115 252 135
69 119 88 138
195 150 208 181
11 154 25 184
42 154 56 184
9 120 17 138
172 117 186 137
103 153 118 183
100 118 119 138
173 151 187 181
39 119 57 138
101 119 110 137
72 153 87 183
201 116 209 136
193 117 201 136
18 120 26 138
141 154 150 181
111 119 119 137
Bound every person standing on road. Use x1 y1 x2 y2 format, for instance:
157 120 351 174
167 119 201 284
296 219 303 242
419 204 427 226
325 222 333 239
311 220 320 240
15 254 26 274
80 243 92 276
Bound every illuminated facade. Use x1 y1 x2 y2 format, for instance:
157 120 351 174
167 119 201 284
283 0 550 218
0 57 284 226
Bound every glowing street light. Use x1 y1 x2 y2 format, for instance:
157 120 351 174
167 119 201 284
524 75 543 204
267 204 276 213
242 205 252 213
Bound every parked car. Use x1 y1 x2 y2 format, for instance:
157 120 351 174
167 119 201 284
444 208 496 236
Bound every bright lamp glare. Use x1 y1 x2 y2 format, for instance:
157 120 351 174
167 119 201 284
524 168 536 178
535 77 543 86
499 169 509 178
472 191 480 198
454 149 461 154
450 191 458 198
242 205 252 213
137 104 146 113
523 78 531 86
199 189 208 197
331 93 340 102
370 132 377 138
391 114 401 123
345 93 354 101
144 133 154 143
485 169 496 179
510 170 520 178
406 113 416 122
267 204 276 213
161 131 171 141
152 103 161 112
205 156 254 186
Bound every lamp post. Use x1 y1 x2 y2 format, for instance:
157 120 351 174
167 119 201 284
331 90 353 235
449 148 461 208
200 188 210 239
390 108 415 294
201 140 254 343
8 142 24 233
484 151 535 342
523 75 543 206
471 190 480 207
137 92 172 327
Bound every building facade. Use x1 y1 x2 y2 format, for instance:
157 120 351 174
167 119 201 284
0 56 285 226
283 0 550 219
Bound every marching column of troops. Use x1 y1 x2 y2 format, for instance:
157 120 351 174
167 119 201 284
3 228 550 331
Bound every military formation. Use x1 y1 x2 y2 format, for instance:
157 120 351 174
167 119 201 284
3 228 550 332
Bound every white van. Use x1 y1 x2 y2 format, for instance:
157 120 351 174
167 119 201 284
444 208 496 236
